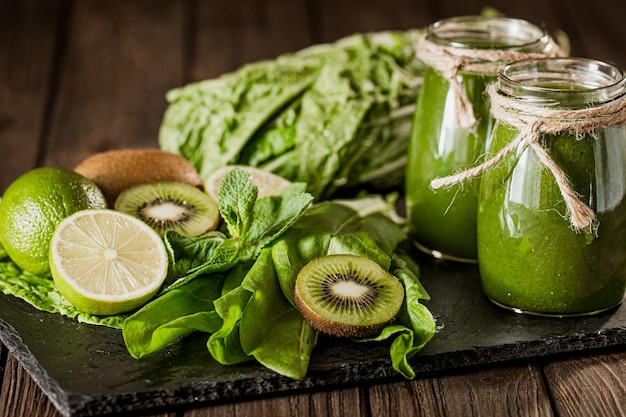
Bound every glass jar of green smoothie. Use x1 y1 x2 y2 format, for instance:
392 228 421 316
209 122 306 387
405 16 562 262
478 57 626 316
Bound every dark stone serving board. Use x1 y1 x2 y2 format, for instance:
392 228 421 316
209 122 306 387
1 249 626 417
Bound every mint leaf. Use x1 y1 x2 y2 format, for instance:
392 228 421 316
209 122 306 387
163 230 239 291
240 182 313 260
162 169 313 291
219 168 258 238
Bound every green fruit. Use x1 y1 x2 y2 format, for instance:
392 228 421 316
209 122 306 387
74 148 205 207
114 182 220 237
0 167 107 276
49 209 168 316
294 254 405 338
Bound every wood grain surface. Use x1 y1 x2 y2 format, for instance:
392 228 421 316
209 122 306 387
2 1 626 416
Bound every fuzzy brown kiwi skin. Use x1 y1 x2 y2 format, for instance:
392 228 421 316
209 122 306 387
294 288 396 338
74 149 204 206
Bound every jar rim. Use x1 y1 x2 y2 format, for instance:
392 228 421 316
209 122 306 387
428 15 549 51
498 57 626 108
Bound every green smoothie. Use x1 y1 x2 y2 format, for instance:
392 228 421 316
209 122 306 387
405 15 556 262
478 123 626 315
405 67 495 261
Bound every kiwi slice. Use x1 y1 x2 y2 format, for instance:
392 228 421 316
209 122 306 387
294 254 404 338
114 182 220 237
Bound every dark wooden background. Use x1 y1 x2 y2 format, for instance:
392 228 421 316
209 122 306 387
2 1 626 416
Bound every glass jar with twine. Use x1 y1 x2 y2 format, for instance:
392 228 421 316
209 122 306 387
405 15 564 263
443 57 626 316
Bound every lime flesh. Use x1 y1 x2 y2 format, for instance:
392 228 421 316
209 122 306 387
49 209 168 316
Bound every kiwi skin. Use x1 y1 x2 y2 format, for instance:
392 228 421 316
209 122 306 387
294 254 404 338
74 149 204 206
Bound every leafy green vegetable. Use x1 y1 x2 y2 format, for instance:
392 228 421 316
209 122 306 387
208 285 252 365
270 201 435 379
0 258 126 328
0 167 435 381
163 230 237 288
206 200 432 380
239 248 317 379
122 168 315 365
271 201 406 304
357 253 436 379
159 62 318 180
122 275 224 359
159 29 425 199
161 168 313 291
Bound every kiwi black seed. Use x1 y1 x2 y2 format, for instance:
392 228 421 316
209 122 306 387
294 254 404 338
114 182 220 237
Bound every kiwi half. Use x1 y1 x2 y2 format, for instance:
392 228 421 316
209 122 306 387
294 254 404 338
114 182 220 237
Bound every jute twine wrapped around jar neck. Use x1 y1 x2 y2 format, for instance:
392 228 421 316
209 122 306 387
431 83 626 231
416 35 564 128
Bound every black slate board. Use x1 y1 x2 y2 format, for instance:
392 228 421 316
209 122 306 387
1 249 626 417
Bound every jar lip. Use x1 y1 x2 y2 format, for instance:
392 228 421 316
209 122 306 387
428 15 549 50
498 57 626 106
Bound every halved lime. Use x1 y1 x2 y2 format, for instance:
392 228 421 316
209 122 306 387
49 209 168 316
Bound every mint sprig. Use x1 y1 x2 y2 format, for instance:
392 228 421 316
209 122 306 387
162 168 313 291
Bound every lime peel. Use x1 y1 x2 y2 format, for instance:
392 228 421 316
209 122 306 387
0 167 107 276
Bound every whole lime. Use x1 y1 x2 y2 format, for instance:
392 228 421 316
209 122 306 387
0 167 108 276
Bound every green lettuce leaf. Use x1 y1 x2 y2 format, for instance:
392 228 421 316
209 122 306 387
159 62 318 181
239 248 317 380
159 30 425 200
356 253 436 379
0 260 127 328
270 201 435 379
207 261 254 365
271 201 406 304
122 275 225 358
207 285 252 365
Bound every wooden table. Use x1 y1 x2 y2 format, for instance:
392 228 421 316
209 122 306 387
2 1 626 416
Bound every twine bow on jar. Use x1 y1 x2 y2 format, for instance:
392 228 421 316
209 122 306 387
416 34 564 128
430 83 626 231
